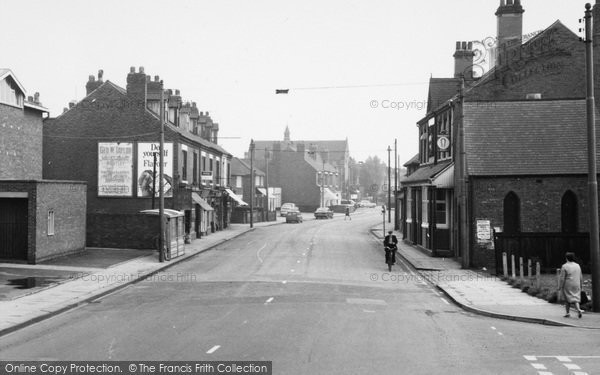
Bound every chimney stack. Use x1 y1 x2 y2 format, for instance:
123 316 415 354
453 41 475 79
494 0 525 67
33 92 40 104
126 66 147 106
85 69 104 95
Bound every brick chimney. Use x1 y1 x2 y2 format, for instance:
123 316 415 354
494 0 524 67
126 66 147 106
453 41 475 79
85 69 104 95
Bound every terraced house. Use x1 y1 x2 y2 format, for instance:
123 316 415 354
401 0 600 273
43 67 236 250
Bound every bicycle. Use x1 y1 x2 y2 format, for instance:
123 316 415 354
385 245 397 272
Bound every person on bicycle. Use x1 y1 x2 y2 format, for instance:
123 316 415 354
383 230 398 265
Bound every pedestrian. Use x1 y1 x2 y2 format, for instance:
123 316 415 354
559 252 583 318
344 206 351 221
383 230 398 265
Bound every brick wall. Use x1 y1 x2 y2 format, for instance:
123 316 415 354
34 181 87 262
0 105 43 179
271 149 321 211
470 175 592 269
87 213 159 249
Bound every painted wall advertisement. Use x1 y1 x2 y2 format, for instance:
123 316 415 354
476 219 494 249
98 142 133 196
137 142 173 198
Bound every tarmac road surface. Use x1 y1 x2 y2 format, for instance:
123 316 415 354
1 210 600 375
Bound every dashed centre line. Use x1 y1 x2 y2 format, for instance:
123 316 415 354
206 345 220 354
265 297 274 304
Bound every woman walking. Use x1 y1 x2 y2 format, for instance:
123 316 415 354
559 252 583 318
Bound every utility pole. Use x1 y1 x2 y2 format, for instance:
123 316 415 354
322 160 325 208
265 148 269 222
159 81 165 263
584 3 600 312
394 139 398 230
250 139 255 228
387 145 392 224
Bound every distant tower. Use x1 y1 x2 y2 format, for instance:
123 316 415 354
284 126 290 142
493 0 524 67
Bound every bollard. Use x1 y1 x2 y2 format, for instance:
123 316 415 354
519 257 524 281
502 252 508 278
527 259 532 279
535 262 541 289
556 268 561 290
511 255 516 279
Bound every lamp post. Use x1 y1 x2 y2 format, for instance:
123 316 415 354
584 3 600 312
394 139 398 230
265 148 269 222
250 139 255 228
387 145 392 224
158 80 165 263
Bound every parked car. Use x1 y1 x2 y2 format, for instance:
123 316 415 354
280 202 297 217
314 207 334 219
359 200 376 208
285 209 303 223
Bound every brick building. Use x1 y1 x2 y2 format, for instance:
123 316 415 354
0 69 86 263
43 67 233 249
251 128 342 212
401 0 600 272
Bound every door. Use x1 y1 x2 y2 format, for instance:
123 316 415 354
0 198 28 260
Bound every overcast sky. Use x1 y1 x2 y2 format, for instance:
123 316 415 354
4 0 582 163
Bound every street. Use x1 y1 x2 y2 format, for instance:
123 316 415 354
1 209 599 375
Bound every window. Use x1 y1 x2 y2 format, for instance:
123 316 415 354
236 176 242 188
202 156 207 172
561 190 578 233
181 150 188 181
0 78 24 107
193 152 198 184
48 210 55 236
435 189 447 225
503 192 520 233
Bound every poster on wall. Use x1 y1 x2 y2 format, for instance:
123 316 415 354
98 142 133 196
137 142 173 198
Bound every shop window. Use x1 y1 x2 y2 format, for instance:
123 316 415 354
435 189 447 225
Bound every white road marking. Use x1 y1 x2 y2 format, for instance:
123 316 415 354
282 280 287 284
291 269 295 273
256 243 267 264
536 372 553 375
564 364 582 370
363 309 376 313
531 363 547 370
557 356 571 362
524 356 537 361
265 297 274 304
497 332 503 336
491 327 497 330
206 345 220 354
572 372 589 375
297 260 301 263
440 298 449 305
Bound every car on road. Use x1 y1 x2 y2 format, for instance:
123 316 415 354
285 209 303 223
280 202 297 217
359 200 376 208
314 207 334 219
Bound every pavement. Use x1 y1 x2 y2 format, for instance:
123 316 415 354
371 228 600 329
1 214 598 339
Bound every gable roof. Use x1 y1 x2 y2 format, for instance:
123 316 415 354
464 99 600 176
0 69 26 95
230 157 264 176
427 78 461 112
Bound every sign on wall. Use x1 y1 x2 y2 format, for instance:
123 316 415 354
137 142 173 198
98 143 133 196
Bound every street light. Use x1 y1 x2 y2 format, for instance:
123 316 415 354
387 145 392 224
250 139 255 228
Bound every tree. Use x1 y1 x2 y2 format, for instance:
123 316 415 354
359 156 386 198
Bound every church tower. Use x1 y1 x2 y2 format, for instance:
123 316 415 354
284 126 290 142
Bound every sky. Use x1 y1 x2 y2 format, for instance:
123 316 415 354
3 0 583 164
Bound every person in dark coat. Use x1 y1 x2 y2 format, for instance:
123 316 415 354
383 230 398 264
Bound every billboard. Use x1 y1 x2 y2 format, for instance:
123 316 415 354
137 142 173 198
98 142 133 196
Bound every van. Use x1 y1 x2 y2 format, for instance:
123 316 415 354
280 203 297 217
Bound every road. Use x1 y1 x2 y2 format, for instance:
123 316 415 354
1 209 599 374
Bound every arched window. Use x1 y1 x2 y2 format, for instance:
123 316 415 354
561 190 578 233
503 192 520 233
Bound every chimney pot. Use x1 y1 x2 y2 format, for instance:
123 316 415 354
206 111 209 116
154 75 159 82
200 111 204 116
34 92 40 103
88 75 95 82
456 41 461 50
467 41 473 50
98 69 104 81
167 89 173 95
28 96 34 102
63 107 68 113
192 102 197 108
175 89 180 96
461 41 467 50
69 101 75 109
139 66 144 74
146 75 151 83
130 66 135 73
